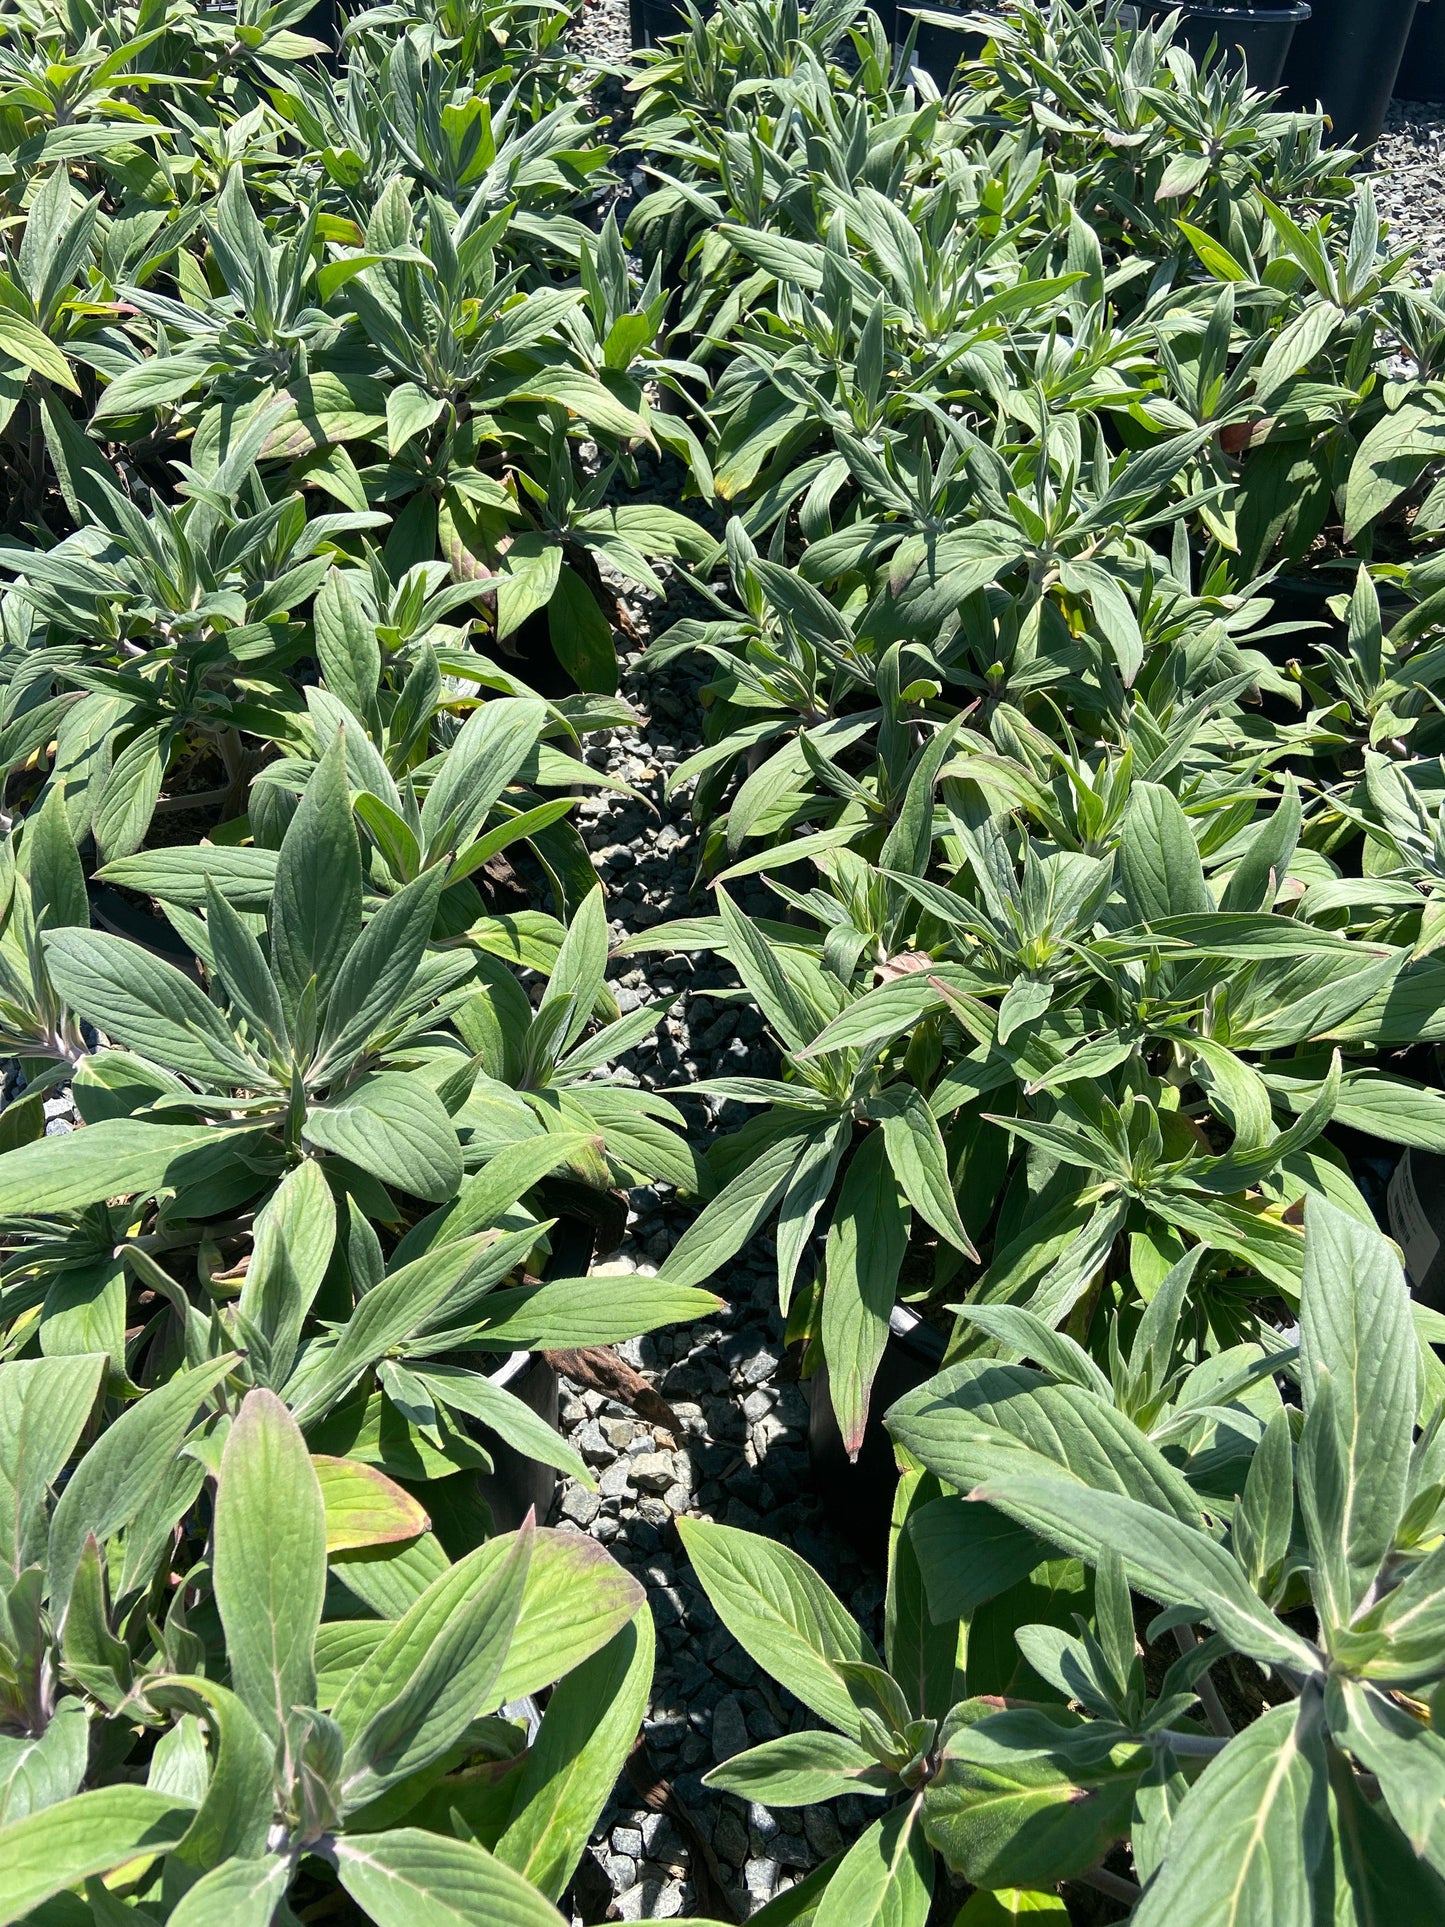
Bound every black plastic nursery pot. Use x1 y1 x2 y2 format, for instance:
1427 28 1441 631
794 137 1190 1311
472 1203 599 1532
807 1304 947 1562
1144 3 1310 89
903 8 992 88
1389 1148 1445 1311
1282 0 1422 145
1397 0 1445 102
629 0 690 47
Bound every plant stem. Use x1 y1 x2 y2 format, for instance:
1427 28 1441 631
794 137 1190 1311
1159 1729 1230 1758
1076 1865 1143 1905
1174 1623 1234 1738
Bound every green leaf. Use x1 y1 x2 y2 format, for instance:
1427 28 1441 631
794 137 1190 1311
97 846 279 910
165 1856 292 1927
146 1676 275 1872
469 1274 722 1349
887 1361 1203 1527
1132 1700 1329 1925
213 1388 326 1753
22 784 87 932
90 726 165 863
814 1797 932 1927
494 1606 655 1899
303 1072 463 1204
237 1157 335 1389
549 563 618 696
0 1695 88 1824
659 1116 826 1291
907 1496 1047 1622
43 930 259 1085
1117 784 1210 922
332 1521 533 1808
678 1518 881 1741
284 1230 532 1424
952 1894 1068 1924
0 305 78 391
486 1530 645 1706
822 1128 908 1459
0 1787 194 1925
878 1087 976 1257
0 1354 104 1579
923 1711 1142 1889
888 1472 964 1723
972 1476 1319 1674
48 1355 235 1620
314 1455 429 1552
394 1133 597 1264
1297 1198 1416 1634
704 1730 891 1806
716 888 818 1054
1326 1675 1445 1872
270 733 362 1021
335 1828 567 1927
316 867 447 1072
410 1365 592 1485
315 569 381 720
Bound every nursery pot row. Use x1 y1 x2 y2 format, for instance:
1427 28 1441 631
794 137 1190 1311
626 0 1441 147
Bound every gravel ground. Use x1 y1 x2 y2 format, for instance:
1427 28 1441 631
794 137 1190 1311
1378 99 1445 283
549 571 884 1921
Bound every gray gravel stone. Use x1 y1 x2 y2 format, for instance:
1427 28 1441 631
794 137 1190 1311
560 1486 602 1528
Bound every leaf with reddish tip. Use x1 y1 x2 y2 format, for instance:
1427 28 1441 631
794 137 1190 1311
313 1455 429 1553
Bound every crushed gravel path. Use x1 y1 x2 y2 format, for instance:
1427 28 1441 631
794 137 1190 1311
1377 99 1445 283
551 552 882 1921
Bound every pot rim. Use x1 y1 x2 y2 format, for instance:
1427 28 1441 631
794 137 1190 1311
1152 2 1312 18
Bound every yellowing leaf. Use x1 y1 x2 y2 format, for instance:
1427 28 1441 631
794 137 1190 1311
314 1454 430 1552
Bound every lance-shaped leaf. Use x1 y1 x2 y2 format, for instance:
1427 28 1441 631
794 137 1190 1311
0 1787 195 1926
972 1476 1319 1674
332 1520 533 1809
0 1695 88 1824
814 1794 932 1927
495 1605 655 1900
658 1115 826 1291
145 1676 275 1871
821 1127 908 1459
165 1855 293 1927
302 1071 463 1204
284 1228 535 1424
335 1828 567 1927
48 1355 236 1621
705 1731 893 1807
44 929 261 1085
887 1360 1204 1524
271 733 362 1021
678 1518 881 1741
0 1119 230 1219
0 1353 105 1579
1297 1197 1416 1634
1132 1699 1330 1926
237 1157 336 1389
213 1389 326 1754
924 1710 1147 1890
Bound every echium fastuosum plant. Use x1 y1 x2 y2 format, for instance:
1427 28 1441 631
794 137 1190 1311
0 1373 655 1926
681 1200 1445 1921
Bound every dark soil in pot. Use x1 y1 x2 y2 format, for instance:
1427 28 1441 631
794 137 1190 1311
1143 3 1310 90
806 1304 947 1564
1283 0 1423 145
